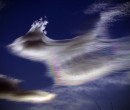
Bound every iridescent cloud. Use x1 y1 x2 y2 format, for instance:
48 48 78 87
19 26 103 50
8 2 130 86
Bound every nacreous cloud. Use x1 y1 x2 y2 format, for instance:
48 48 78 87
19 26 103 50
8 2 130 86
0 74 56 103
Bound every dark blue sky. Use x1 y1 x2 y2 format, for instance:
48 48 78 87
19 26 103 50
0 0 130 110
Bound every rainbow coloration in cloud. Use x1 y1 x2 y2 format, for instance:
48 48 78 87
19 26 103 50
8 2 130 86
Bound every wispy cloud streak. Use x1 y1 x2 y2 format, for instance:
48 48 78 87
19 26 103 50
85 2 130 37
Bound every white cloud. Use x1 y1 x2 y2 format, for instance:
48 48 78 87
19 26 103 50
85 2 130 37
28 70 130 110
84 3 111 14
93 71 130 87
7 2 130 87
6 2 130 110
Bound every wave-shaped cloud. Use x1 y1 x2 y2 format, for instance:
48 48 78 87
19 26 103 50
5 1 130 109
8 2 130 86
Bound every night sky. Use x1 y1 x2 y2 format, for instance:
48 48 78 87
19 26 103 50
0 0 130 110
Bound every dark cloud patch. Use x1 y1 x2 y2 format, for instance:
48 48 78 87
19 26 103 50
0 74 21 93
0 74 56 103
0 0 7 10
